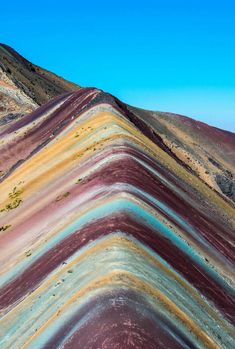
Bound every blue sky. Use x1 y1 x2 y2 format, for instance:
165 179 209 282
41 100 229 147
1 0 235 131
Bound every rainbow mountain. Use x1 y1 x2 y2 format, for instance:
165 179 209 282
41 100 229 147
0 47 235 349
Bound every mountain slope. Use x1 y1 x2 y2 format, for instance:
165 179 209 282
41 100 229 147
0 44 80 121
127 105 235 203
0 88 234 349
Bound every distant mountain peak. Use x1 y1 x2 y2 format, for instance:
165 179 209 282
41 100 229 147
0 43 80 120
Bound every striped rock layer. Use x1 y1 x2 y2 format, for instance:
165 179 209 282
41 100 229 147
0 88 234 349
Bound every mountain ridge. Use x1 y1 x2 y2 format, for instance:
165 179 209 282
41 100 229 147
0 85 234 348
0 42 234 203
